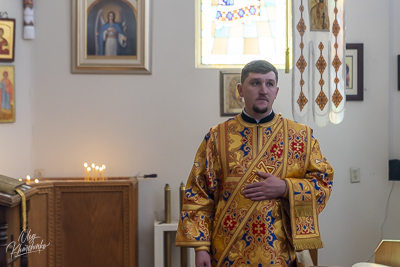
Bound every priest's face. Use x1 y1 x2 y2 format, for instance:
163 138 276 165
237 71 279 120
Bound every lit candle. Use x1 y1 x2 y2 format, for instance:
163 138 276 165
99 167 103 181
26 175 31 185
91 163 95 180
34 179 39 183
84 162 89 180
18 178 22 181
95 166 99 181
102 165 106 180
87 167 91 181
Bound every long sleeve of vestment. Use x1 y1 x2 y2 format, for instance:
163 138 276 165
281 135 333 250
284 136 333 214
175 129 220 247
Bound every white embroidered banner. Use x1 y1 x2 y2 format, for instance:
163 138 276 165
292 0 345 126
23 0 35 39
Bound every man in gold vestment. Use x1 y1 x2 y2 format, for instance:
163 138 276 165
176 60 334 267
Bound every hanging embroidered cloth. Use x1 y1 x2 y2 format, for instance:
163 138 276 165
292 0 345 126
23 0 35 39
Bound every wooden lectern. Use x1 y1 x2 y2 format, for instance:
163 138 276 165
0 185 38 267
27 177 138 267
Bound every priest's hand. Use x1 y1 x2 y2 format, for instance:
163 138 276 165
242 171 287 200
195 250 211 267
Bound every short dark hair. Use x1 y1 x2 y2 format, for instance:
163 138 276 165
240 60 278 85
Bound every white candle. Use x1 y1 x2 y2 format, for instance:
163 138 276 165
91 163 95 180
95 166 99 181
84 162 89 180
102 165 106 180
87 167 91 181
99 167 104 180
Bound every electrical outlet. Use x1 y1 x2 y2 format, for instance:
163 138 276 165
34 169 44 178
350 168 360 183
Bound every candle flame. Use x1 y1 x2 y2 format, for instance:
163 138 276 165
26 175 31 181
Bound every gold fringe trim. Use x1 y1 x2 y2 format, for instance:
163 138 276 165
293 239 324 251
295 206 313 217
15 188 27 232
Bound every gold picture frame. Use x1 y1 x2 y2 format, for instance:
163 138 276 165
0 18 16 63
220 70 244 117
71 0 151 74
0 65 15 123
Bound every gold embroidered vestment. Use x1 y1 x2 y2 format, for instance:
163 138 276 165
176 114 333 266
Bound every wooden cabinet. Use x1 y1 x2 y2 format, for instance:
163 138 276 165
28 178 138 267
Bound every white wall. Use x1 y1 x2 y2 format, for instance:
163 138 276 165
1 0 399 266
0 3 33 177
387 0 400 249
389 1 400 160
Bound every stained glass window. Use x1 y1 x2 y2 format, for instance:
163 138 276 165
196 0 290 69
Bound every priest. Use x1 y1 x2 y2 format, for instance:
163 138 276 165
176 60 334 267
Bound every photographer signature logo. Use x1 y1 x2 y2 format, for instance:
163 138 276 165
6 230 50 257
